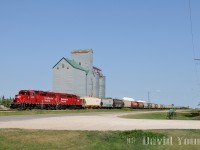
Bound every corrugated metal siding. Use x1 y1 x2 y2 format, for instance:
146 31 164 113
53 59 87 96
93 72 99 97
53 59 74 93
73 67 86 96
86 73 93 97
99 76 105 98
71 49 93 71
71 50 94 97
53 49 106 98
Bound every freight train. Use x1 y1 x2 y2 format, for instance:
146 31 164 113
10 90 186 110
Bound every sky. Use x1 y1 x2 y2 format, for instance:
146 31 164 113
0 0 200 107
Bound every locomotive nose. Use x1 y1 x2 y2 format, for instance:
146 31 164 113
16 95 21 99
14 95 21 102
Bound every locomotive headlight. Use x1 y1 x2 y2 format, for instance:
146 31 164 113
16 96 21 98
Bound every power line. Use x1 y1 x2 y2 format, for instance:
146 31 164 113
188 0 196 59
188 0 200 85
188 0 200 106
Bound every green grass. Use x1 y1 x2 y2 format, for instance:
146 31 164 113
0 129 200 150
0 108 167 116
120 110 200 120
0 109 129 116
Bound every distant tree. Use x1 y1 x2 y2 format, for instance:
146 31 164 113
7 98 12 107
1 97 12 108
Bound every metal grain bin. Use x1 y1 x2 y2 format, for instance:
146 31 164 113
81 97 101 108
101 98 113 108
113 99 124 108
123 100 132 108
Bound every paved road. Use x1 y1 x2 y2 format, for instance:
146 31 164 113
0 111 199 130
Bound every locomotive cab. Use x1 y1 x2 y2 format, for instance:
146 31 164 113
10 90 36 109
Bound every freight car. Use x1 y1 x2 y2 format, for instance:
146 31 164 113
143 103 149 109
137 102 144 109
123 100 132 108
81 97 101 108
113 99 124 108
101 98 113 108
131 101 138 108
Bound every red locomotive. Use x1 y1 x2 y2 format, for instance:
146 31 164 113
10 90 84 110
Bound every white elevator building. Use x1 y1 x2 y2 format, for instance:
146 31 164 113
52 49 106 98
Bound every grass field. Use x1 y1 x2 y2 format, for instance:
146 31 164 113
120 110 200 120
0 108 167 116
0 129 199 150
0 109 130 116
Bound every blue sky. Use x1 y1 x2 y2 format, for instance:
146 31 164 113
0 0 200 107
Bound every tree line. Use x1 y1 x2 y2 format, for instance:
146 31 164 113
0 96 12 108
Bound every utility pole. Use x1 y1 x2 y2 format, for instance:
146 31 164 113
148 91 150 109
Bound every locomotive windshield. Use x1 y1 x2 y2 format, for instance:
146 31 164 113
19 91 30 96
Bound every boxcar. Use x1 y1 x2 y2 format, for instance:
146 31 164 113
113 99 124 108
101 98 113 108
